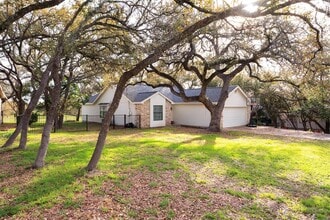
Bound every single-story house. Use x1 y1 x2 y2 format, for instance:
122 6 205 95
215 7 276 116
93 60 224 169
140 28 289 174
81 83 251 128
0 85 8 124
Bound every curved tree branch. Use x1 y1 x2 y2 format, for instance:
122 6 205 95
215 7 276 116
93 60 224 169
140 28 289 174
0 0 65 33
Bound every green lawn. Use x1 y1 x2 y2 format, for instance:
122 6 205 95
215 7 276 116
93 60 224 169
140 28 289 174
0 127 329 219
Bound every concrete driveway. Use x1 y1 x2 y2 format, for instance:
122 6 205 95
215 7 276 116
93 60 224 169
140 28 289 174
226 126 330 141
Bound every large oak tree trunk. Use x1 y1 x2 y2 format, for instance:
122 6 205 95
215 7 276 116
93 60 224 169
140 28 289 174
33 99 59 168
208 77 231 132
2 122 22 148
86 77 127 171
33 72 62 168
56 67 72 129
19 47 64 150
18 117 30 150
17 100 25 116
208 109 222 132
1 48 63 149
2 70 53 148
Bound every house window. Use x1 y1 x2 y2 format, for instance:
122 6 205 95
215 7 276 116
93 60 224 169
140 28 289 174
153 105 163 121
100 105 107 118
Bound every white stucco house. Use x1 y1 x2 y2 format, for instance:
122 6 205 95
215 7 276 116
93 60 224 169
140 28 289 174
0 85 7 124
81 83 251 128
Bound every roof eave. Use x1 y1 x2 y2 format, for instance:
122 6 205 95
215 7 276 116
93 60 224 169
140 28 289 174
230 86 249 100
137 92 174 104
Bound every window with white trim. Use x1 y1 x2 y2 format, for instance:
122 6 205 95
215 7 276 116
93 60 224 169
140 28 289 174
153 105 163 121
100 105 107 118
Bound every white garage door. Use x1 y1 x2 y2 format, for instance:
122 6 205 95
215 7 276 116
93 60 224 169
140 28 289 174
223 107 248 128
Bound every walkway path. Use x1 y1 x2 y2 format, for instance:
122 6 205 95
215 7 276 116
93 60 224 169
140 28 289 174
227 126 330 141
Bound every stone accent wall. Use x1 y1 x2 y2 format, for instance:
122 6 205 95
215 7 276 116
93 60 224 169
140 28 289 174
135 100 150 128
165 100 172 126
135 99 172 128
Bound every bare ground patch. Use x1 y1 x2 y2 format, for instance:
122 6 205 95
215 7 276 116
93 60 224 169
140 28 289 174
2 165 323 220
227 126 330 141
1 127 327 219
13 169 248 220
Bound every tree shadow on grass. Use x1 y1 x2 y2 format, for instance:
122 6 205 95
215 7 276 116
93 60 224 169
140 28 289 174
0 166 86 217
0 147 21 155
102 130 327 189
173 134 328 184
102 131 329 217
0 128 328 218
0 141 93 218
170 134 329 218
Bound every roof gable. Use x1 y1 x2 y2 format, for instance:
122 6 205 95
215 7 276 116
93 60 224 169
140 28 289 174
231 86 249 100
86 94 99 104
85 83 247 105
85 86 132 105
124 84 155 102
133 91 157 102
160 86 238 103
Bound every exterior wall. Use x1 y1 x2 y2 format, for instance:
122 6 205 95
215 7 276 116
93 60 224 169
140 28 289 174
81 87 170 128
173 104 249 128
81 104 102 123
98 87 136 115
225 88 248 107
97 87 116 104
223 88 249 127
135 100 150 128
173 104 210 127
113 97 136 126
165 100 172 126
149 94 166 127
173 89 250 128
81 87 136 125
223 107 248 128
125 95 171 128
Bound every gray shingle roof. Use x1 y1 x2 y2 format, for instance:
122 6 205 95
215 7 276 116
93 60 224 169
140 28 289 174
132 91 157 102
124 84 157 102
160 86 238 103
86 83 239 104
86 94 99 104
